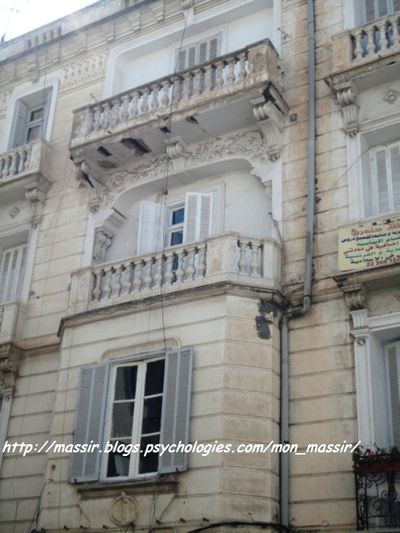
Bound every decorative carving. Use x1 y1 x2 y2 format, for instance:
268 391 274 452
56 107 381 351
73 158 108 213
383 88 400 105
93 208 125 263
0 88 11 117
109 492 138 527
252 92 288 161
336 83 359 136
9 206 20 219
61 52 108 90
165 136 190 174
343 283 367 310
24 177 51 227
0 343 21 390
350 309 369 346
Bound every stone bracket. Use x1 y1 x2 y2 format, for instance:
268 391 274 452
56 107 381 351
93 208 126 263
0 343 21 391
341 282 368 311
73 157 108 213
335 82 359 136
164 136 191 174
24 176 51 228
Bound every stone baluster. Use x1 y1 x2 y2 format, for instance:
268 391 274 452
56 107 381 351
193 69 202 97
111 98 121 127
17 149 27 174
102 267 113 299
0 157 4 180
367 27 375 56
227 57 236 85
197 245 206 278
250 243 261 277
129 92 139 119
393 17 400 47
112 265 122 297
186 248 196 280
140 89 150 114
151 84 160 112
175 250 185 283
153 255 163 288
379 22 387 51
93 105 101 131
143 258 153 289
238 241 247 274
83 106 93 134
122 262 133 295
238 53 247 83
102 102 111 130
215 61 225 89
164 253 174 285
203 64 213 92
182 72 191 101
2 156 11 178
120 95 130 122
9 152 17 176
92 269 102 301
133 260 142 292
353 31 363 60
161 80 171 110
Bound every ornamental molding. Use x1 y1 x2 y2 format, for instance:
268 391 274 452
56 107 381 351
24 176 52 228
335 82 359 136
0 343 21 391
78 128 271 212
0 88 12 117
342 282 368 311
60 51 108 91
383 87 400 105
109 492 138 527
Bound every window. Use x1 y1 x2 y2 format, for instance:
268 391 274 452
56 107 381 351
70 348 193 483
385 342 400 447
176 36 219 70
136 192 214 255
0 244 27 303
358 0 400 23
364 141 400 216
10 87 52 149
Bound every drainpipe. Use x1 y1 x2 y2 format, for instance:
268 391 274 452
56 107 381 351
280 0 316 528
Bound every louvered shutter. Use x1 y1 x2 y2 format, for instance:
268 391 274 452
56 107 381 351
394 0 400 12
158 348 193 474
390 143 400 211
137 201 166 255
177 50 187 71
11 100 28 148
387 344 400 447
0 244 27 303
70 364 109 483
183 192 213 243
372 148 390 214
364 0 376 21
209 38 218 60
187 46 196 68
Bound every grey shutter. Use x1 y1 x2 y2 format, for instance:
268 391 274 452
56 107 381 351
390 143 400 211
378 0 389 16
183 192 213 243
177 49 186 71
158 348 193 474
188 46 196 68
394 0 400 12
11 100 28 148
70 364 109 483
375 148 390 213
387 345 400 447
199 42 208 64
136 201 166 255
209 38 218 60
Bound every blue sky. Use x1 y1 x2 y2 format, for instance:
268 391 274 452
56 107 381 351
0 0 97 41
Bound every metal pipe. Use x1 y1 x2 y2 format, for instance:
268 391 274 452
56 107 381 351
280 0 316 528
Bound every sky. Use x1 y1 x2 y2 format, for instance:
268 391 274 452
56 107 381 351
0 0 98 41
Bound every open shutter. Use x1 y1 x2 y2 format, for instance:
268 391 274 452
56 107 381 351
183 192 213 243
137 201 166 255
390 143 400 211
387 344 400 447
11 100 28 148
159 348 193 474
371 148 390 214
70 364 109 483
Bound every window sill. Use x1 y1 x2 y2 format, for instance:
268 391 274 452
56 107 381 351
76 475 178 500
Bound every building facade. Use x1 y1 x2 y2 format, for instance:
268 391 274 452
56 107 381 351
0 0 400 531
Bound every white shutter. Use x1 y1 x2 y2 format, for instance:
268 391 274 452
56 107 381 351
177 49 187 71
209 37 218 60
372 148 390 214
159 348 193 474
387 344 400 447
0 244 27 303
136 201 166 255
364 0 376 21
187 46 196 68
70 364 109 483
183 192 214 243
390 143 400 211
11 100 28 148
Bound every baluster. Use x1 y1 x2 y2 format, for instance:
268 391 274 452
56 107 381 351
215 61 225 89
172 76 183 103
161 80 171 110
92 270 102 301
3 156 11 178
164 253 174 285
379 23 387 51
193 69 202 97
111 98 121 127
112 265 122 297
238 53 247 83
9 152 17 176
141 89 150 114
203 64 213 92
353 31 363 60
17 149 26 173
102 102 111 129
120 95 130 122
122 262 133 294
227 58 236 86
93 105 101 131
250 243 260 277
102 267 113 299
133 260 142 292
393 18 400 47
0 158 4 180
197 245 206 279
83 106 93 134
129 92 139 119
182 72 191 101
151 84 160 112
366 27 375 56
153 255 163 287
175 250 185 283
143 258 153 289
186 248 196 280
238 241 247 274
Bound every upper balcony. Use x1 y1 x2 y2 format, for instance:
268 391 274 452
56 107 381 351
0 140 52 205
69 39 283 175
332 12 400 80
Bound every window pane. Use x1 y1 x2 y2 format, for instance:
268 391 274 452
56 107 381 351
378 0 389 16
172 208 184 225
107 439 131 477
145 359 165 395
30 108 44 121
170 230 183 246
139 434 159 474
27 124 42 142
114 366 137 400
111 402 134 438
142 396 163 434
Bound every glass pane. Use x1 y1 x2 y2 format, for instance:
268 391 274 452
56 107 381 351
111 402 134 438
114 366 137 400
145 359 165 396
139 434 159 474
6 250 18 301
107 439 131 477
142 396 163 434
170 231 183 246
30 108 44 121
27 125 42 142
172 207 184 225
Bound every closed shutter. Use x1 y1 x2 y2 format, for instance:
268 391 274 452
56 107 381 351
176 36 219 71
0 244 27 303
11 100 28 148
394 0 400 12
70 364 109 483
387 344 400 447
183 192 213 243
137 201 166 255
390 143 400 211
158 348 193 474
372 148 390 214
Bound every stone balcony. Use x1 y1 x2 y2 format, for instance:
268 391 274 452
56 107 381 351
69 40 286 176
0 140 52 205
67 233 282 316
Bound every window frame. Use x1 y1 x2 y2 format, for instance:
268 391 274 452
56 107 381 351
174 33 221 71
366 140 400 217
166 202 185 248
0 243 27 304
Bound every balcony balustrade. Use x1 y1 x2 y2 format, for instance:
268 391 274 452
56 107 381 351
68 233 281 315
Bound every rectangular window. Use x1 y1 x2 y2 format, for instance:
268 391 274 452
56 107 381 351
176 35 220 71
11 88 52 149
366 141 400 216
0 244 27 303
359 0 400 23
167 204 185 247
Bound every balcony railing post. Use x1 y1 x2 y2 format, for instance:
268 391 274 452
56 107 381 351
68 268 93 314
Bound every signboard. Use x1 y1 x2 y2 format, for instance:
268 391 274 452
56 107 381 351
338 218 400 271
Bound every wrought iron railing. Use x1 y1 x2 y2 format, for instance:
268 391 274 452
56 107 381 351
354 448 400 529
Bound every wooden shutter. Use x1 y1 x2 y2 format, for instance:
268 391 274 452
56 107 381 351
364 0 376 21
390 143 400 211
136 201 166 255
371 147 390 214
0 244 27 303
70 364 109 483
387 344 400 447
158 348 193 474
11 100 28 148
183 192 213 243
394 0 400 12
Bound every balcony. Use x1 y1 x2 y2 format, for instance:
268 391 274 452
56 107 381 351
69 40 283 176
332 12 400 76
67 233 282 315
0 140 52 204
354 448 400 530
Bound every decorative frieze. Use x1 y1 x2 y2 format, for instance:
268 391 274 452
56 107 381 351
61 51 108 90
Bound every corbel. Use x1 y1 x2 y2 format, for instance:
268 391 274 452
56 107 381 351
0 343 21 391
24 176 51 228
255 300 280 340
73 157 108 213
93 208 126 263
164 136 191 174
335 81 359 136
341 282 368 311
